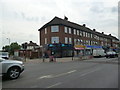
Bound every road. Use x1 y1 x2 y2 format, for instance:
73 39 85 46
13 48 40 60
2 57 118 88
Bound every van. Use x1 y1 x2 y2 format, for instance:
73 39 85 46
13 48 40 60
93 48 106 57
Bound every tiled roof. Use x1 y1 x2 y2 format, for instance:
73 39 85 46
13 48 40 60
38 16 119 40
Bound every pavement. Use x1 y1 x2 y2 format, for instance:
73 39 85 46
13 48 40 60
22 56 119 64
23 57 74 64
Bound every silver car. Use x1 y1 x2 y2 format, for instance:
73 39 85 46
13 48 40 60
0 58 24 79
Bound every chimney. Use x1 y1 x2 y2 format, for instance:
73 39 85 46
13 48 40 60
102 32 104 34
30 41 33 43
64 16 68 21
83 24 86 27
93 29 96 31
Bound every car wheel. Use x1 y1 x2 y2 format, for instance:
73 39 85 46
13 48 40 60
7 67 20 79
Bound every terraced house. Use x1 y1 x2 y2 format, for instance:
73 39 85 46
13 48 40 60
38 16 119 57
38 16 118 46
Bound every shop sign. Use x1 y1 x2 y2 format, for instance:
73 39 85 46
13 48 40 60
74 45 86 50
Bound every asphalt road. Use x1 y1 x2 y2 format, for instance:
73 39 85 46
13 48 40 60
2 57 118 88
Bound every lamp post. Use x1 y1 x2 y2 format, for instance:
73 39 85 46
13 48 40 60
6 38 10 45
6 38 10 57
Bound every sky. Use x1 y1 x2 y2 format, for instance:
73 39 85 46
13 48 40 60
0 0 119 50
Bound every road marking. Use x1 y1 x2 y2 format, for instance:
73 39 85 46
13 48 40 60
38 75 52 79
38 70 77 79
46 82 61 88
80 68 102 77
52 70 77 78
67 70 76 74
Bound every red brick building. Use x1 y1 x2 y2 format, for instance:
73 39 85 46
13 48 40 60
38 16 119 48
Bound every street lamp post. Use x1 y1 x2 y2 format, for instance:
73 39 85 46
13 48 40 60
6 38 11 57
6 38 10 45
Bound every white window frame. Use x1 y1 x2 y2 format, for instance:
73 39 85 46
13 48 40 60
74 29 76 35
51 26 59 32
69 28 71 34
77 30 79 35
45 38 47 44
83 32 85 37
69 38 72 44
45 28 47 34
51 37 59 43
74 39 77 44
64 27 67 33
80 31 82 36
65 37 68 44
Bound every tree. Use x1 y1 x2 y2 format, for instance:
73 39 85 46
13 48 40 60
2 42 21 55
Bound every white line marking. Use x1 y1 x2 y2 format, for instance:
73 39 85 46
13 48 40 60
53 70 77 78
38 75 52 79
80 68 102 77
46 82 61 88
38 70 77 79
67 70 76 74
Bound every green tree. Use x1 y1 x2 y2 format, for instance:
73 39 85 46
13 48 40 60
2 42 21 55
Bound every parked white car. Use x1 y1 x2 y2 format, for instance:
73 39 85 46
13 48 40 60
0 52 9 59
105 51 118 58
0 58 24 79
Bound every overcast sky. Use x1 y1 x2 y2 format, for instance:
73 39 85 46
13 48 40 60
0 0 119 50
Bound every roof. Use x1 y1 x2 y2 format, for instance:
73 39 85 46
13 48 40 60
38 16 88 32
27 41 39 46
38 16 119 40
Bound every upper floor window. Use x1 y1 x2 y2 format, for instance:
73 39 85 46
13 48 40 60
77 30 79 35
88 33 90 38
51 37 59 43
69 28 71 34
80 31 82 36
83 32 85 37
74 29 76 35
64 27 67 33
45 28 47 34
51 26 59 32
91 34 93 38
86 32 88 37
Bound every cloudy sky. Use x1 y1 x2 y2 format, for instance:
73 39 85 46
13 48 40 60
0 0 119 50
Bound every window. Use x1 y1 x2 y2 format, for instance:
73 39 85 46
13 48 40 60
51 37 59 43
65 37 68 44
88 33 90 38
80 31 82 36
64 27 67 33
77 39 80 44
91 34 93 38
83 32 85 37
86 32 87 37
69 38 72 44
77 30 79 35
69 28 71 34
74 39 77 44
51 26 59 32
45 28 47 34
45 38 47 44
74 29 76 35
88 41 90 45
